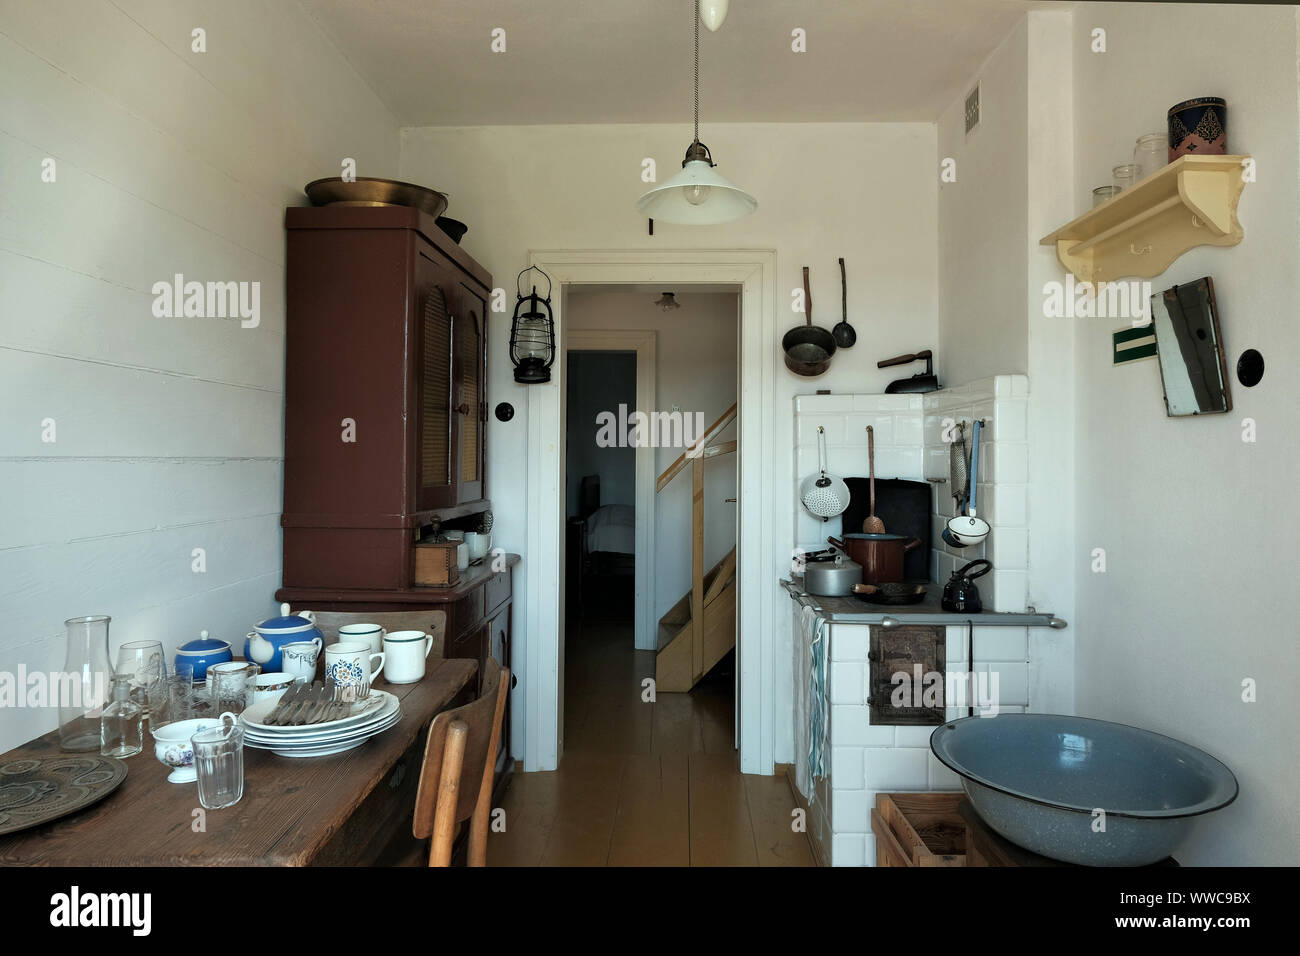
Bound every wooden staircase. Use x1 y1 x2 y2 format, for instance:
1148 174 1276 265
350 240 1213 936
654 403 738 693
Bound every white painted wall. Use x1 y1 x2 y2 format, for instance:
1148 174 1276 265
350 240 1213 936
401 122 939 765
937 10 1077 717
1071 3 1300 866
0 0 399 751
937 17 1030 386
568 291 738 623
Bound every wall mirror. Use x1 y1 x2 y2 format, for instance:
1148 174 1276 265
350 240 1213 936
1149 276 1232 416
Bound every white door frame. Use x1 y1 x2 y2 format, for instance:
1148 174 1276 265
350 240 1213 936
523 249 778 775
565 330 657 651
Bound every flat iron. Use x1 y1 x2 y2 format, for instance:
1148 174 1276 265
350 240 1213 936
878 349 939 393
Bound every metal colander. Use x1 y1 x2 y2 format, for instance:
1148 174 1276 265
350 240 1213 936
801 426 851 520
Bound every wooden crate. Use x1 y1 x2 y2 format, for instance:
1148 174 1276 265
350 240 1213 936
871 792 966 867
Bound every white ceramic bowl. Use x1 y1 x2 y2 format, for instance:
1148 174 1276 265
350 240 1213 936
151 715 234 783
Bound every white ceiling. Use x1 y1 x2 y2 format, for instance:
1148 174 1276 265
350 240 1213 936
301 0 1052 126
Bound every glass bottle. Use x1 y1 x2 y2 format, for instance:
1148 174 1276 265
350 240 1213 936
100 675 143 758
59 615 115 752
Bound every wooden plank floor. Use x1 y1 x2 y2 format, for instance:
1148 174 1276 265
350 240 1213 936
489 618 814 867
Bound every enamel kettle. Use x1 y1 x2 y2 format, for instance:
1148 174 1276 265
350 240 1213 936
941 559 992 613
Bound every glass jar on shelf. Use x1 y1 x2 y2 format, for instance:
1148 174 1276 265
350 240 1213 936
1112 163 1140 193
1133 133 1169 181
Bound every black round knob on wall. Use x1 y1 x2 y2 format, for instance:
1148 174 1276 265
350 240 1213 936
495 402 515 422
1236 349 1264 387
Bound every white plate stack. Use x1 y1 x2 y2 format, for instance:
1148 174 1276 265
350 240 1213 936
238 691 403 758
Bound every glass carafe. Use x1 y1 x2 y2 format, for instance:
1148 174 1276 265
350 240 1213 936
59 615 115 752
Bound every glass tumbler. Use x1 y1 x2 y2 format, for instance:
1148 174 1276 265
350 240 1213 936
1112 163 1140 193
208 662 259 716
115 640 168 724
191 720 245 810
1133 133 1168 180
162 666 195 725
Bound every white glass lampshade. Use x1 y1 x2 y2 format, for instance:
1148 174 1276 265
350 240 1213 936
636 159 758 225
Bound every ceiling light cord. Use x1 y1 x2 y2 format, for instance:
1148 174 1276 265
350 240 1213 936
693 0 700 144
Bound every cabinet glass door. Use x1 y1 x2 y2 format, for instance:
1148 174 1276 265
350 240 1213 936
415 255 457 510
454 291 486 503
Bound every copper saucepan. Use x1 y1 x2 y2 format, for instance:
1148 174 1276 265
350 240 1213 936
828 533 921 584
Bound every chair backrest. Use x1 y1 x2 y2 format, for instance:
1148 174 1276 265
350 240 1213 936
411 657 508 865
303 609 447 658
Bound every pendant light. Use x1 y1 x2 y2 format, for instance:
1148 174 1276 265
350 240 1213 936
636 1 756 225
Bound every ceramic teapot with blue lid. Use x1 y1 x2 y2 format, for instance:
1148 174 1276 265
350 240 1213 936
245 604 324 672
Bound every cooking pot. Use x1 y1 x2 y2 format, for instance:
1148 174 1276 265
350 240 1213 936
803 554 863 597
828 533 921 584
941 559 992 613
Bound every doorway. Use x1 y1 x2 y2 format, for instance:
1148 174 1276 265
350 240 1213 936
561 288 739 758
520 249 780 776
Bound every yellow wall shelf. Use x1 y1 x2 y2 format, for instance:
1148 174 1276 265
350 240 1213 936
1040 155 1250 283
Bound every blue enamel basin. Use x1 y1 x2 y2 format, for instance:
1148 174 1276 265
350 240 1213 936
930 714 1238 866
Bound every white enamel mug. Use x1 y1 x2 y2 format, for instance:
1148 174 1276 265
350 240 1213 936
339 622 386 656
382 631 434 684
465 532 492 562
324 640 385 701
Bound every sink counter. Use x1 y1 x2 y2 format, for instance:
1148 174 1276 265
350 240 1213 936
782 577 1065 628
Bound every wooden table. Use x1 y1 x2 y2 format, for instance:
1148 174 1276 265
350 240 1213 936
0 659 477 866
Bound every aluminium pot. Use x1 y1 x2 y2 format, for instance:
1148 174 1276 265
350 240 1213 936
803 555 863 597
828 533 921 585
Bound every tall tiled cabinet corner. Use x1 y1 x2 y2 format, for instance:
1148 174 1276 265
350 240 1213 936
275 205 514 794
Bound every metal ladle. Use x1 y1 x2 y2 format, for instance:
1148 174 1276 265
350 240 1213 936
832 257 857 349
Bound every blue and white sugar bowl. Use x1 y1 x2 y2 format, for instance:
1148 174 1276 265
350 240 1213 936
245 604 324 673
174 630 233 680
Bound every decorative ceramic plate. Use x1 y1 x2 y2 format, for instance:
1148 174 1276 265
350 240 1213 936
0 755 128 836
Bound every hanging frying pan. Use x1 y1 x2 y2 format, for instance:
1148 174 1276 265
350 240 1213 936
783 267 836 376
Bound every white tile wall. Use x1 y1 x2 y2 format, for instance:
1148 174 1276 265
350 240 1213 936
803 377 1055 866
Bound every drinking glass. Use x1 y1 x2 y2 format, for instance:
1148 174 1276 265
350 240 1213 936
208 662 259 715
192 720 245 810
162 665 195 724
115 641 168 724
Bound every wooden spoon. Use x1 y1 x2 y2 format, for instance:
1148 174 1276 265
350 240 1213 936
863 425 886 534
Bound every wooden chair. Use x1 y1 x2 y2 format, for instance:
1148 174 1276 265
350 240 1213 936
412 657 509 866
302 609 447 659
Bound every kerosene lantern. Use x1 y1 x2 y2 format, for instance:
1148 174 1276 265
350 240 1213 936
510 266 555 384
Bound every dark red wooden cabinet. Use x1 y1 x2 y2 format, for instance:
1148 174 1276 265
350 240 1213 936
281 206 491 590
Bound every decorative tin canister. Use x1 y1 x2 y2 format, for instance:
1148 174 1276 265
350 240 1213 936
1167 97 1227 161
